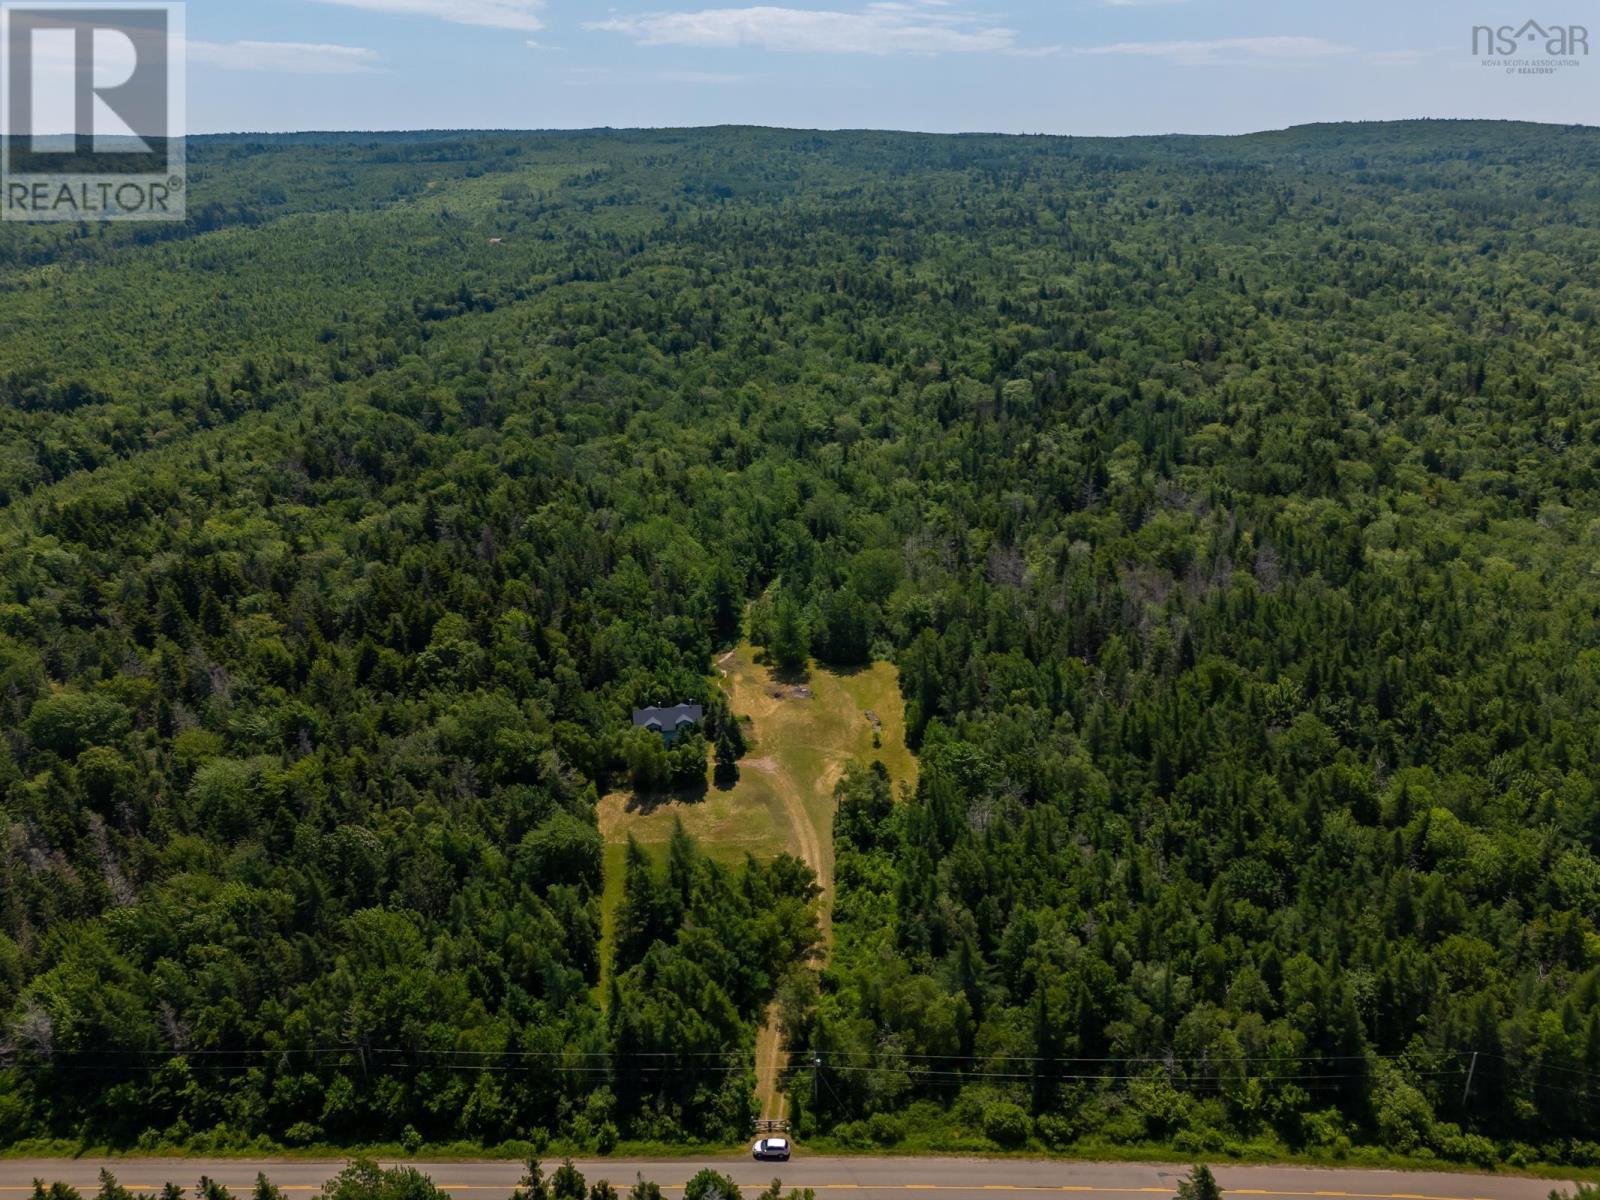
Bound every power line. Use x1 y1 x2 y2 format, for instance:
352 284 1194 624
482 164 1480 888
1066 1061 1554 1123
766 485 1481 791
9 1043 1583 1106
1481 1053 1600 1084
0 1046 1473 1065
827 1065 1467 1083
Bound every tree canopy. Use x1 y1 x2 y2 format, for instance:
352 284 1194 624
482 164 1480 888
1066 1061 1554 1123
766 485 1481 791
1 121 1600 1164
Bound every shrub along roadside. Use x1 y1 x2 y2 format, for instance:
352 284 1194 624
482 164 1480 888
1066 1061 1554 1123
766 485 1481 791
42 1162 1600 1200
1177 1166 1222 1200
34 1165 451 1200
29 1163 823 1200
26 1161 1600 1200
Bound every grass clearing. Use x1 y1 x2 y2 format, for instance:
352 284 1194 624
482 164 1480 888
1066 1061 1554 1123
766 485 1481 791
595 642 917 1111
598 642 914 950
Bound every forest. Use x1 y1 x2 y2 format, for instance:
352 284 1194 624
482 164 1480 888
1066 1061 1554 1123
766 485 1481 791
1 121 1600 1166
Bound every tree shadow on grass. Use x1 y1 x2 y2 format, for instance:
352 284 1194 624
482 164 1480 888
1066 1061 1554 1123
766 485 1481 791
818 659 873 678
765 653 876 684
625 777 709 815
752 646 811 686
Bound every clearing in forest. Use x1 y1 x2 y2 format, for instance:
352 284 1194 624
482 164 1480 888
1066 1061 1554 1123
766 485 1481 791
596 641 916 1117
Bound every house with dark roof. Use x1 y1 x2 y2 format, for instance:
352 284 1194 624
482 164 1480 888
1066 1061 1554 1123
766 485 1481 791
632 703 704 744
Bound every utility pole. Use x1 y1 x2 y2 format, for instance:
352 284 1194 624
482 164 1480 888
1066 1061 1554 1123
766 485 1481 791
1461 1051 1479 1107
813 1024 824 1110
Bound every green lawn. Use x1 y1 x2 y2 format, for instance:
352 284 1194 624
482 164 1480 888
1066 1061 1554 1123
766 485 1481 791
596 643 915 999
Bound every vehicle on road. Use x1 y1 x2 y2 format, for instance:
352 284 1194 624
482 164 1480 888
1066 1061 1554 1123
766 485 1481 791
752 1136 791 1162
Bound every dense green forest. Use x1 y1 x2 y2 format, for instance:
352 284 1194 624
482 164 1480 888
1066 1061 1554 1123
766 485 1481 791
2 121 1600 1165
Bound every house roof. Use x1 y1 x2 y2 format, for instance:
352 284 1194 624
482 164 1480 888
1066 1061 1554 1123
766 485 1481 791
632 703 704 730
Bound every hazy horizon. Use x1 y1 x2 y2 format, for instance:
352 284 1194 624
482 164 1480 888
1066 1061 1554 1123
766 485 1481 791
181 0 1599 137
184 114 1599 139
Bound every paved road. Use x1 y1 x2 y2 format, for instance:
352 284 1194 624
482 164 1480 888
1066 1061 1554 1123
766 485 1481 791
0 1158 1578 1200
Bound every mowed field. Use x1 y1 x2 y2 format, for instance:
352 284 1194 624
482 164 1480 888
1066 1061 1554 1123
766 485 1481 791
596 643 918 1115
599 643 915 959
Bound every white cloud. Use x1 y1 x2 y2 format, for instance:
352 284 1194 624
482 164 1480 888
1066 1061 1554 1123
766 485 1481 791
188 40 381 74
656 69 750 82
307 0 544 32
1074 36 1350 64
585 5 1019 54
562 65 753 83
1366 48 1431 66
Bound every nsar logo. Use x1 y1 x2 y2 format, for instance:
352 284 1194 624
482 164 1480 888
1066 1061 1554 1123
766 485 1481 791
1472 19 1587 73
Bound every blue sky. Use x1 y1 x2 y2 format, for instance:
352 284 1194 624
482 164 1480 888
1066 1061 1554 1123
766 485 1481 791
185 0 1598 135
